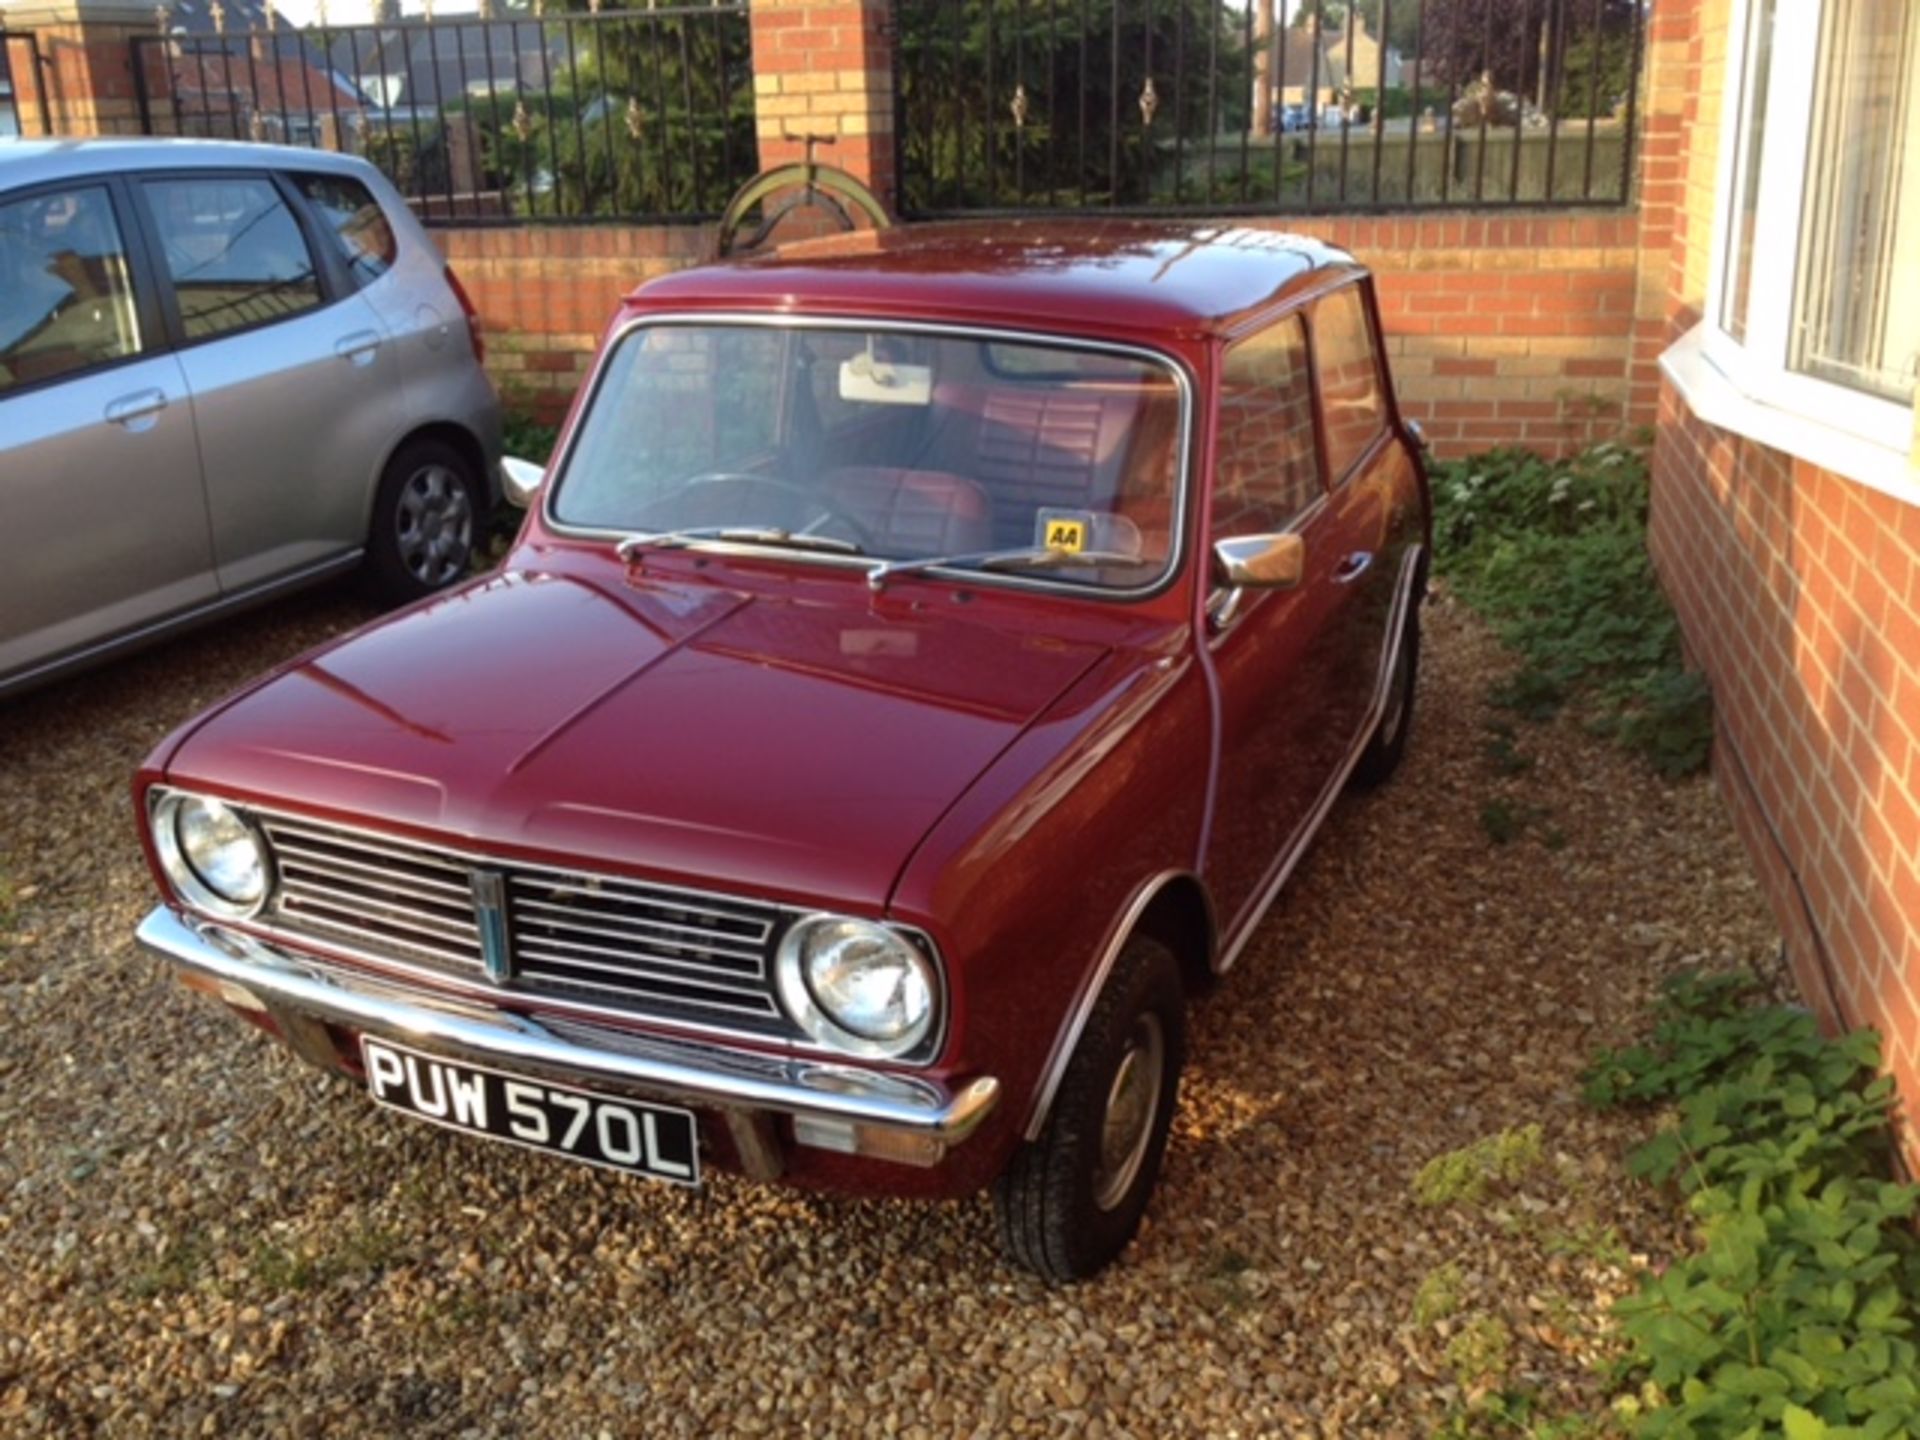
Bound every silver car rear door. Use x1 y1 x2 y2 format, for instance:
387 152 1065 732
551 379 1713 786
131 167 405 594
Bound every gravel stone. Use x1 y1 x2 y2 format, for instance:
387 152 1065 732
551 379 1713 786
0 579 1779 1436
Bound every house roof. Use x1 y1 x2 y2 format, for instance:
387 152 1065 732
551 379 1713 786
329 20 560 110
631 220 1359 339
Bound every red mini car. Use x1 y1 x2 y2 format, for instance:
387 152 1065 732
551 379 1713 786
135 221 1430 1281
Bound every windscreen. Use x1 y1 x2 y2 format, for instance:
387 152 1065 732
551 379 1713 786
549 323 1186 590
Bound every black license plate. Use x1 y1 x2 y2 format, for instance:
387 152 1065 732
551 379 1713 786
360 1037 699 1186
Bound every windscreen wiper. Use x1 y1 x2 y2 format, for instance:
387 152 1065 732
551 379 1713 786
617 527 864 562
866 546 1155 592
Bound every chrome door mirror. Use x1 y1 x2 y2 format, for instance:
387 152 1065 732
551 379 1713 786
1212 532 1306 591
500 456 546 509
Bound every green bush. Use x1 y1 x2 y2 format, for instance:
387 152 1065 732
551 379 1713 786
1432 442 1713 777
1584 973 1920 1438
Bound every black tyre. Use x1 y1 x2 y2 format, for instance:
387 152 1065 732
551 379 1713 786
365 437 483 605
1350 598 1421 790
993 935 1186 1283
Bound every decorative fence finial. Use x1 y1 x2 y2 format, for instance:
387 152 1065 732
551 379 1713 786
153 2 172 33
511 98 531 141
1138 77 1158 127
625 95 644 140
209 0 226 34
1010 83 1029 130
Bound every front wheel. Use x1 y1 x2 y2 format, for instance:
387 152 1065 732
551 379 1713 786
365 438 483 605
992 935 1186 1283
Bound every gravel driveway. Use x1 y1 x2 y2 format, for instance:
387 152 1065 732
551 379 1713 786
0 582 1778 1438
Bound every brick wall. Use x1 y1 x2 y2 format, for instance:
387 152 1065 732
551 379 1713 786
435 226 711 424
441 209 1647 455
1645 0 1920 1163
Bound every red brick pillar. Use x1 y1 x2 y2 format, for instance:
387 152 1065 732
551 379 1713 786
749 0 896 212
3 0 164 136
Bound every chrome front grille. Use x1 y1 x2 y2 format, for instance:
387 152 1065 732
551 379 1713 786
265 818 485 972
506 873 781 1023
258 815 791 1036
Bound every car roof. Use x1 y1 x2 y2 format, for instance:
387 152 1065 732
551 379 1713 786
0 138 372 192
631 219 1361 339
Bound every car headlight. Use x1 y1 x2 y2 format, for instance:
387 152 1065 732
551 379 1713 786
151 790 272 918
775 915 939 1060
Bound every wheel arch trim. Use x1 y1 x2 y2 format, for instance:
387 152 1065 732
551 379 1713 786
1019 869 1212 1143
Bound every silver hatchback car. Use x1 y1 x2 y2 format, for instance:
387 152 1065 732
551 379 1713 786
0 139 502 697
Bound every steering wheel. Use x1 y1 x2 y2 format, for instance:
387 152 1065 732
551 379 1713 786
644 472 881 553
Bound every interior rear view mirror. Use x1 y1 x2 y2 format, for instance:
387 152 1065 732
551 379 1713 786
838 352 933 406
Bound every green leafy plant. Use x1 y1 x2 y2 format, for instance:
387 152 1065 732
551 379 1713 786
1584 972 1920 1438
1432 442 1713 777
1415 1125 1546 1208
1416 1261 1469 1325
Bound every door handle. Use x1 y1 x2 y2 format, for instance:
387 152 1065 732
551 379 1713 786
334 330 382 365
1332 550 1374 584
105 388 169 430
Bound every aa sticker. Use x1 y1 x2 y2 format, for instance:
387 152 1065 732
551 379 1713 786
1043 518 1088 554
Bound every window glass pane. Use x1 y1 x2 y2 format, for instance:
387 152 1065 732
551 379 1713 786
1213 316 1321 540
295 173 397 287
1311 286 1386 480
1792 0 1920 404
552 324 1184 589
144 177 321 341
0 186 142 396
1719 0 1776 342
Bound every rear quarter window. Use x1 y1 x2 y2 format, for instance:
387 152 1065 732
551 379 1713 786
1310 284 1387 482
295 173 398 287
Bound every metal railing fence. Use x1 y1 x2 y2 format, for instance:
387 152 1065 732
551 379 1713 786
1 30 54 139
893 0 1645 217
129 1 755 226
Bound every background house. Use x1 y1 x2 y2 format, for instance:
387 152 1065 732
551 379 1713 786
1647 0 1920 1157
155 0 366 143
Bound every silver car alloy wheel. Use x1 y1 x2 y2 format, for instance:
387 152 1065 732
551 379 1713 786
395 464 474 588
1092 1012 1165 1212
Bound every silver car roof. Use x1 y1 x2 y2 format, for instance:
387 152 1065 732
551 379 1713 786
0 138 373 192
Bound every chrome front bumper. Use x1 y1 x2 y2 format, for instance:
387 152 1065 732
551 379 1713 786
137 906 1001 1163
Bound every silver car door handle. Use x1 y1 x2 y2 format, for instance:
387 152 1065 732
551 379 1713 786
105 388 169 429
1332 551 1374 584
334 331 382 365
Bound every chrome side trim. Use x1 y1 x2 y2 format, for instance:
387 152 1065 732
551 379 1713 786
139 906 1000 1143
1020 869 1204 1143
537 312 1197 605
1214 544 1425 975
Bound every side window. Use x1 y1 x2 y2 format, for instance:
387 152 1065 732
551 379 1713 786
1212 314 1322 541
143 176 322 342
0 185 143 396
1310 284 1387 481
294 173 397 287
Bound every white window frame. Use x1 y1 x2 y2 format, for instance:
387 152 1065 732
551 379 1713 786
1672 0 1920 500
